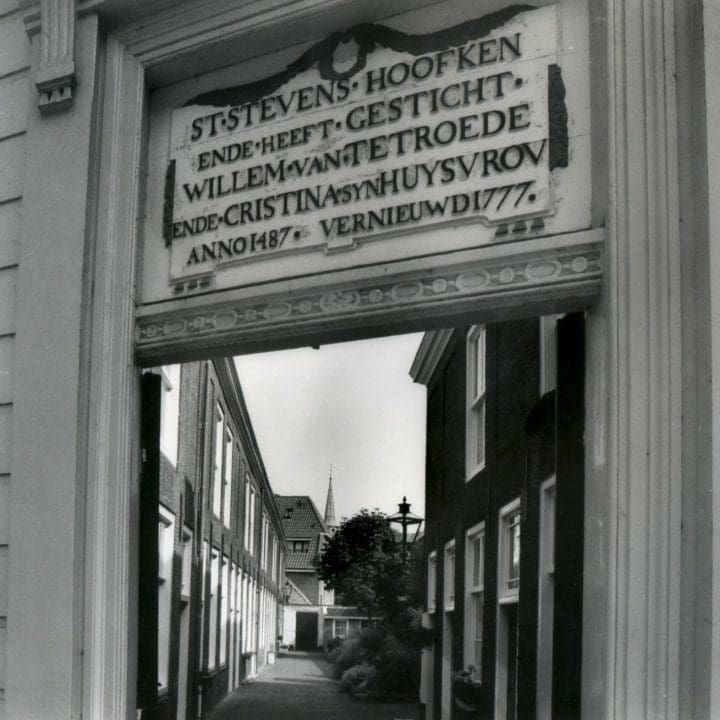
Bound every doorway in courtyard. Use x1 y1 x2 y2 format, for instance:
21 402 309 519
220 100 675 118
135 312 584 720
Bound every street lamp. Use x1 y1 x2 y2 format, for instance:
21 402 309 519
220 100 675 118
387 496 424 552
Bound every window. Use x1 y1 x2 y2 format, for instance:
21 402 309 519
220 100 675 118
159 365 180 467
539 316 558 395
158 505 175 691
444 540 455 612
244 475 250 549
220 556 229 666
427 551 437 613
499 504 521 601
261 515 270 570
537 479 556 720
249 487 256 555
496 498 521 720
333 619 348 638
466 326 486 478
212 406 224 517
181 527 192 600
292 540 310 553
244 478 256 555
465 523 485 678
271 535 278 581
208 549 219 669
241 571 248 653
199 541 208 670
223 430 233 528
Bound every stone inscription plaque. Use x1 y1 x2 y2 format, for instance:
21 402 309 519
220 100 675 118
165 5 569 293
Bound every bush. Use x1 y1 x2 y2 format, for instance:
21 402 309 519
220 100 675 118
340 662 376 695
372 634 421 695
332 637 370 679
325 636 343 656
357 623 385 654
328 642 343 666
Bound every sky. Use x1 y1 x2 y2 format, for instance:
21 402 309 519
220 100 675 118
234 332 427 524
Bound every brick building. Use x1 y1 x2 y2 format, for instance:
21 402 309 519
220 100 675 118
138 358 286 719
275 493 334 651
411 315 583 720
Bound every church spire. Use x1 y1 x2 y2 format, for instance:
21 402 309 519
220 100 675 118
324 467 336 531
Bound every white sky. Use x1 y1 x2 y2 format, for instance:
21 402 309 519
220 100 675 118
234 332 427 523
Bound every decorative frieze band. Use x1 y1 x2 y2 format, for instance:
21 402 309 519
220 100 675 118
22 0 77 111
135 231 603 362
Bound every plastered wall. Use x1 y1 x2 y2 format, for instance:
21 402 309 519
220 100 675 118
0 2 29 717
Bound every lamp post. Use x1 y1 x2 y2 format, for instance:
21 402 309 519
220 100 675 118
387 496 424 553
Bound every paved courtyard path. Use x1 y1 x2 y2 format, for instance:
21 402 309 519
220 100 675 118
208 651 420 720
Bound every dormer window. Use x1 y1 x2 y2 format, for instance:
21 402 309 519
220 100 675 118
292 540 310 553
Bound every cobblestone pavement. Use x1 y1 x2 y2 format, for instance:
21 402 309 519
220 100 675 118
208 652 420 720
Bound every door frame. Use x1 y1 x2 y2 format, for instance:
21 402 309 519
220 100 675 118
9 0 697 718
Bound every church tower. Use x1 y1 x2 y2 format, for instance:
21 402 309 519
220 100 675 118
324 470 337 532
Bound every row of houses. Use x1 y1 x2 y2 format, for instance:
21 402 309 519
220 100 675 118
138 358 289 719
139 356 371 720
412 315 584 720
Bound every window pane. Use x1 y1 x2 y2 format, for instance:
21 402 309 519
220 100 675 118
476 404 485 466
475 331 484 397
213 410 223 517
508 514 520 589
474 592 483 671
472 536 483 587
223 433 233 527
428 554 437 610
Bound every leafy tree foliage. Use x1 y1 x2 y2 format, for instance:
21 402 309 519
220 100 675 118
316 509 404 621
318 509 432 694
317 509 429 637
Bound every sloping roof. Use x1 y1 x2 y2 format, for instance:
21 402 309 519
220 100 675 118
325 606 379 619
275 495 328 570
274 496 328 536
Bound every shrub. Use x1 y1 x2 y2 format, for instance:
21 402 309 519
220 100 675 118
340 661 376 695
325 636 343 656
332 637 370 679
372 635 421 695
357 623 385 654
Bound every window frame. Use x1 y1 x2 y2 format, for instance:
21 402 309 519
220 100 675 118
208 548 219 670
333 619 348 638
222 428 233 528
498 498 521 604
465 325 487 480
464 521 485 679
157 504 175 692
212 405 224 518
443 539 456 613
427 551 437 613
219 555 229 667
290 539 310 554
536 477 556 720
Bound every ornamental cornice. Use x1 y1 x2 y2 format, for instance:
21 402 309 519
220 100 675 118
134 229 604 364
409 329 456 386
21 0 78 111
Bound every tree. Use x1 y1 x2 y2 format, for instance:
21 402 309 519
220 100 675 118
316 509 408 622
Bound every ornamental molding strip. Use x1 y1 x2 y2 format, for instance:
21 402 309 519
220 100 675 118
21 0 77 111
135 229 604 363
409 328 456 386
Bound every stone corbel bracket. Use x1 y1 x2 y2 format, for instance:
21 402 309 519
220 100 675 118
21 0 77 111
